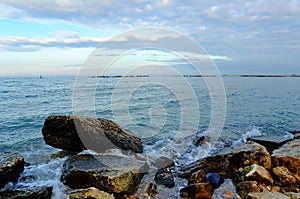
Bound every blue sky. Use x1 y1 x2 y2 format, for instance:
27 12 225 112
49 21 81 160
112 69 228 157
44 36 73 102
0 0 300 75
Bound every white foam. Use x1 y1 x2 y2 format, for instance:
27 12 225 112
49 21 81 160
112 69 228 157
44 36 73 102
234 127 265 144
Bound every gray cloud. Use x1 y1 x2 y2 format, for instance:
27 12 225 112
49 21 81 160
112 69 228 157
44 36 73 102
1 0 300 73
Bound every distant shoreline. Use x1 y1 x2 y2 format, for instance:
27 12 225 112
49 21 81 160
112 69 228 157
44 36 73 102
91 74 300 78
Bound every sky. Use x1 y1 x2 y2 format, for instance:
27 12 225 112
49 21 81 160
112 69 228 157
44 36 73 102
0 0 300 75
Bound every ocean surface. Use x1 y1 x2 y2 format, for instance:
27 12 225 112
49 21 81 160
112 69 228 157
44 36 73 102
0 76 299 198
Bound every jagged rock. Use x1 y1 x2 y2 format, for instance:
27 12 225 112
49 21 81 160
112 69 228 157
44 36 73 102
272 139 300 180
239 164 273 184
61 154 146 196
236 181 260 199
188 169 206 184
0 152 25 188
42 115 143 153
154 168 175 188
212 179 241 199
248 135 293 153
248 191 290 199
180 183 213 199
179 141 271 179
0 186 52 199
273 166 297 185
69 187 115 199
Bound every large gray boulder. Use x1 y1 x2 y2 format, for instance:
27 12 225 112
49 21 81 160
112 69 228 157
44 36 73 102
0 152 25 188
42 115 143 153
61 154 147 196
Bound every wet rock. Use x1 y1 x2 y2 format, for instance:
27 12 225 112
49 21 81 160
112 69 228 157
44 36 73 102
180 183 213 199
206 172 222 188
42 115 143 153
69 187 115 199
154 168 175 188
0 152 25 188
248 191 290 199
239 164 273 184
145 183 158 198
236 181 260 199
212 179 241 199
272 166 297 185
180 141 271 179
272 139 300 180
0 186 52 199
61 154 146 196
188 169 206 184
248 135 293 153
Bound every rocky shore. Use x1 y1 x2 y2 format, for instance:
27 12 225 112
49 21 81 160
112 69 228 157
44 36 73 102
0 115 300 198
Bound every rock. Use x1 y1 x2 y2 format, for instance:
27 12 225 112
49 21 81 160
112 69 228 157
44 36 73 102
284 192 300 199
69 187 115 199
145 183 158 198
188 169 206 184
212 179 241 199
154 168 175 188
248 135 293 153
248 191 290 199
0 186 52 199
42 115 143 153
205 172 222 188
0 152 25 188
272 166 297 185
236 181 260 199
272 139 300 180
239 164 273 184
61 154 146 196
179 141 271 179
180 183 214 199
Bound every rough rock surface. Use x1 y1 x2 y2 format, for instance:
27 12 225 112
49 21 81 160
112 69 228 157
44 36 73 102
42 115 143 153
180 183 214 199
179 141 271 179
241 164 273 184
248 191 290 199
61 154 146 196
154 168 175 188
0 152 25 188
273 166 297 185
188 169 206 184
272 139 300 180
248 135 293 152
69 187 115 199
0 186 52 199
212 179 241 199
236 181 260 199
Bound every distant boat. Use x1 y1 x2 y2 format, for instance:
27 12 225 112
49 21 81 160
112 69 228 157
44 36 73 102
39 75 42 79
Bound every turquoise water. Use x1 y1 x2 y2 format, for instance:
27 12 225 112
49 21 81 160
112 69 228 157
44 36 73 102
0 76 299 197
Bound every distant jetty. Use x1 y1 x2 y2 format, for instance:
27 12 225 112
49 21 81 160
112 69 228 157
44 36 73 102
91 74 300 78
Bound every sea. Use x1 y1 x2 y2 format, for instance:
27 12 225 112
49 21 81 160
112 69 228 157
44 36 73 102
0 75 299 198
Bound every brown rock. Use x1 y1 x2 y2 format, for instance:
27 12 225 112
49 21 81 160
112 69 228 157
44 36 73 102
0 186 52 199
42 115 143 153
180 141 271 179
241 164 273 184
188 169 206 184
248 191 290 199
180 183 213 199
69 187 115 199
273 166 297 185
0 152 25 188
272 139 300 180
236 181 260 199
248 135 293 153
